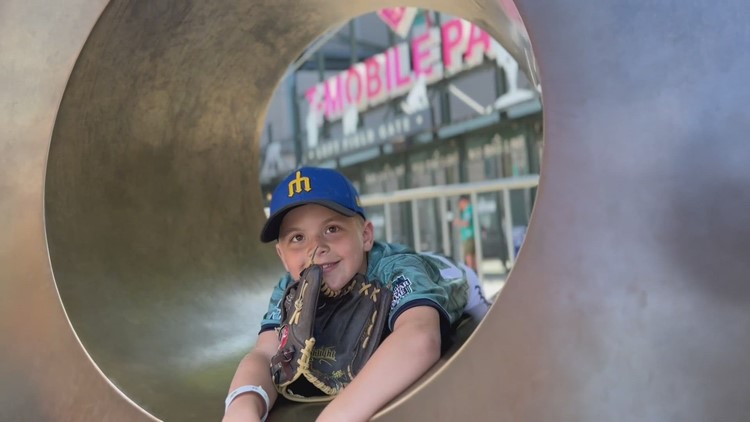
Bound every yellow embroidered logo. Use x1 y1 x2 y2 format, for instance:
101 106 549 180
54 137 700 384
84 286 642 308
287 170 311 197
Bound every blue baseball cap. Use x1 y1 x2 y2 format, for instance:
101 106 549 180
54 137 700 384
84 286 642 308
260 167 366 242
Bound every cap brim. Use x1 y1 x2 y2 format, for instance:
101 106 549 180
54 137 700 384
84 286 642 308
260 200 359 243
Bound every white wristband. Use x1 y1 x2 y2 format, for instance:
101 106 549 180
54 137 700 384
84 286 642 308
224 385 270 421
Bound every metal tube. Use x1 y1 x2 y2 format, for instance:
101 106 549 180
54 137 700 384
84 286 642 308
360 175 539 206
502 188 515 268
470 192 484 283
411 200 421 252
384 203 392 243
439 195 450 256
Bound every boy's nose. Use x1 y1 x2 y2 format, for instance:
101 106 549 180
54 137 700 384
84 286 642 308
308 242 328 264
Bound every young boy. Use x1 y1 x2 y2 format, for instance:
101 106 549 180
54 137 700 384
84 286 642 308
223 167 491 422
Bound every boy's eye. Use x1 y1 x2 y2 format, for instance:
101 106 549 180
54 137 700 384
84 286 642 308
290 234 304 243
325 225 340 234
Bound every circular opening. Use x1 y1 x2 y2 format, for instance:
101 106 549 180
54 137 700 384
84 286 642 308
254 10 542 419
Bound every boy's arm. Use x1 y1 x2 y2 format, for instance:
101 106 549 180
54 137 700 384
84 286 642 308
223 330 280 422
316 306 442 422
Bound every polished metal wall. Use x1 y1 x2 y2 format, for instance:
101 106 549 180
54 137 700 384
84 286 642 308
2 0 750 421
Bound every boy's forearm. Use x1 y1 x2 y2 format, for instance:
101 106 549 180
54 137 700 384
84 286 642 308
228 350 277 395
317 308 441 422
225 332 279 421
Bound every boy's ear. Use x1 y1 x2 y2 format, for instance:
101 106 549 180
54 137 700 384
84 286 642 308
362 220 375 252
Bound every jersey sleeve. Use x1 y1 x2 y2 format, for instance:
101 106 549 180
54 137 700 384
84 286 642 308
259 274 293 333
378 254 468 332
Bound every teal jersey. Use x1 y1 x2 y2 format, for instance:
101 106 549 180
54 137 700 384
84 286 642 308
460 204 474 240
260 242 469 336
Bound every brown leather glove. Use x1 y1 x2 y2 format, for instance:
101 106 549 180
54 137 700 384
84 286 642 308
270 264 392 402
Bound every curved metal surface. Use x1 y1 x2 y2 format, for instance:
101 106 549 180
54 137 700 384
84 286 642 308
376 2 750 421
2 0 750 422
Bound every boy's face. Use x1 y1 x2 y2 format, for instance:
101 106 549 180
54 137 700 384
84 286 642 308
275 204 374 291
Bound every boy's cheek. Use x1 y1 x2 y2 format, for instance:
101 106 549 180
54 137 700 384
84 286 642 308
276 246 302 274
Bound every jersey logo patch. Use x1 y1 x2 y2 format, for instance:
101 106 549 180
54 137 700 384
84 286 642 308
269 307 282 321
390 275 413 310
269 298 283 321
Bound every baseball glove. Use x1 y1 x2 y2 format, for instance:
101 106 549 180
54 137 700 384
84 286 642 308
270 264 392 402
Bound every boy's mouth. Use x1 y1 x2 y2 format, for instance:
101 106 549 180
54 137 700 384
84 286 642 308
319 262 338 272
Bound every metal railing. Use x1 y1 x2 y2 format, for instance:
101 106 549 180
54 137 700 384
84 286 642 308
359 175 539 282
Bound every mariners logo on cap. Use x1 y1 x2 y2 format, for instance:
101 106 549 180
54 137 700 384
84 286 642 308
287 170 312 197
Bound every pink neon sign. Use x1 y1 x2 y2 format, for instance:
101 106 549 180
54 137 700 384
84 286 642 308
306 18 500 124
376 7 418 38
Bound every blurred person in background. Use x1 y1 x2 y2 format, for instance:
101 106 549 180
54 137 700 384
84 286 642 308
454 195 476 272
